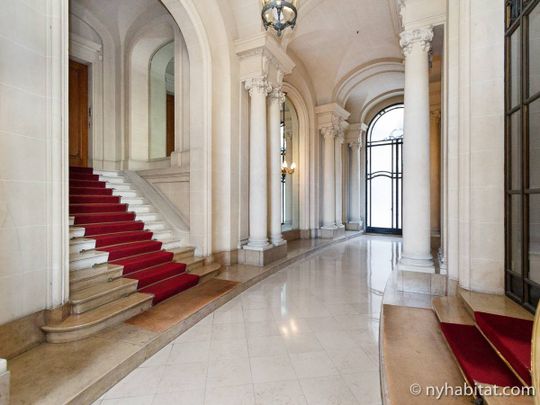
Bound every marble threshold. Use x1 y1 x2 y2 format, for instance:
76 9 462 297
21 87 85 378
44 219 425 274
8 231 362 405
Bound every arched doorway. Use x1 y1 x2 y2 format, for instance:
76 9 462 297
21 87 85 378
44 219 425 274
365 104 404 234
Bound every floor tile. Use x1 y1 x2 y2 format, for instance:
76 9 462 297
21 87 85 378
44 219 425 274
211 322 246 341
248 336 288 358
289 351 339 379
204 384 255 405
299 376 360 405
254 380 308 405
209 338 249 360
250 356 297 384
152 390 205 405
168 341 210 364
341 371 382 404
283 334 324 354
156 362 208 393
206 357 252 388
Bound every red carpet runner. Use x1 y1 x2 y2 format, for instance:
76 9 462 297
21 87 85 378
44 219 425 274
70 167 199 304
475 311 533 386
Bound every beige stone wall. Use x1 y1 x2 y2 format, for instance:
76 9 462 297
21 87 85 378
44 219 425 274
446 0 505 293
0 1 67 324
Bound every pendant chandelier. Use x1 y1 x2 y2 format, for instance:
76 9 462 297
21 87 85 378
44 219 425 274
261 0 298 37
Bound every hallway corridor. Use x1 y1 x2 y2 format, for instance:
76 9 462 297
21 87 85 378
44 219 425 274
96 236 400 405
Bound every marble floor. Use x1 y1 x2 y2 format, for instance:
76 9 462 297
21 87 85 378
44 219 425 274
95 235 402 405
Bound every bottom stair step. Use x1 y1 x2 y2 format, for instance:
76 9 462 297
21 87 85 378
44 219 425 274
188 263 221 282
42 293 153 343
440 322 523 389
475 311 533 386
126 262 187 289
70 278 139 314
140 273 199 304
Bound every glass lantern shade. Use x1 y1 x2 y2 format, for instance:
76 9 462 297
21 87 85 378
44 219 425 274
261 0 298 37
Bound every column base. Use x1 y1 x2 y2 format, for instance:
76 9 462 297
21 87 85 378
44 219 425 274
396 270 447 296
239 243 288 267
271 236 287 247
319 226 345 239
345 221 363 231
397 255 435 274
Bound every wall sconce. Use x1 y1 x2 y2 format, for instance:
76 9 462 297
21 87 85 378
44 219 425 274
281 161 296 183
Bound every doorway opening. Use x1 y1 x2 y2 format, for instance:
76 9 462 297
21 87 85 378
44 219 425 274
365 104 404 234
69 59 90 168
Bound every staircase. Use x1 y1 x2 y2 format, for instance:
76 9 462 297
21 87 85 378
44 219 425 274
42 167 221 343
432 291 535 404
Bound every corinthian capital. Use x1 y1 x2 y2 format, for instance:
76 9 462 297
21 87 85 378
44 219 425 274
321 125 337 140
399 27 433 56
269 87 286 104
245 77 272 97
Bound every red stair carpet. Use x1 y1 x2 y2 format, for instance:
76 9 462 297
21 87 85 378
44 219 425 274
440 322 523 388
475 311 533 386
70 166 199 304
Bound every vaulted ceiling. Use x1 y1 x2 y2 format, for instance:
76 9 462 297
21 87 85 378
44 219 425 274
227 0 404 120
72 0 405 123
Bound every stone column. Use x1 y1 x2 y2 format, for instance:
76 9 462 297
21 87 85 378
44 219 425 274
321 126 337 230
335 133 345 228
245 77 272 250
268 87 286 246
398 27 435 273
348 140 362 229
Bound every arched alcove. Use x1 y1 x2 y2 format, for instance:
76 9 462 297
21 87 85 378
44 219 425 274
149 41 175 159
282 82 314 234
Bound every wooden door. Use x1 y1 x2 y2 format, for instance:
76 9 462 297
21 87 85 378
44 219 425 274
69 60 89 167
166 94 175 157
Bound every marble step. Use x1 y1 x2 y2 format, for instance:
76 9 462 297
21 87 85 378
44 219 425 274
151 229 174 241
113 189 139 198
93 169 122 178
162 239 183 250
70 263 123 292
42 293 153 343
144 221 167 232
136 212 161 222
188 263 221 283
99 175 126 184
432 296 475 325
171 246 196 261
70 226 86 239
107 183 133 191
121 196 146 205
181 256 204 271
129 204 153 214
70 250 109 271
70 237 96 254
70 278 138 315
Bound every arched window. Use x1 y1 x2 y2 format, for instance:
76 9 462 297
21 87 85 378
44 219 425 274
366 104 404 234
